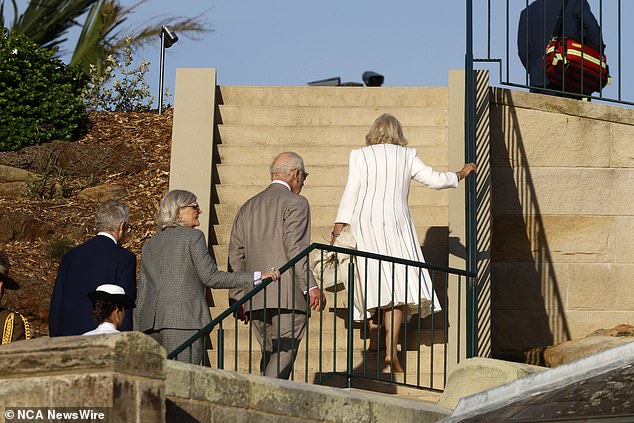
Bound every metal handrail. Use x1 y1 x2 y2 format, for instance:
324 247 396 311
168 242 475 360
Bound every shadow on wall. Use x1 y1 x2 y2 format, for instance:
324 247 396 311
490 89 570 363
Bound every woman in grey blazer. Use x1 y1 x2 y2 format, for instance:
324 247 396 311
134 190 279 364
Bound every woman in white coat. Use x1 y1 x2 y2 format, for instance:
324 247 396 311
331 113 476 372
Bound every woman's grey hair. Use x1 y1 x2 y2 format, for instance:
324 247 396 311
95 200 129 232
365 113 408 146
269 152 304 178
156 189 198 230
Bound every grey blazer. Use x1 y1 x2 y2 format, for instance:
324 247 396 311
134 226 253 332
229 183 317 312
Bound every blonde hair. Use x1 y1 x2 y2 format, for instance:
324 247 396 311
365 113 407 146
156 190 197 230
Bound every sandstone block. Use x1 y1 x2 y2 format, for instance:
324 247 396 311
438 357 546 409
492 167 634 216
0 181 26 196
137 378 165 423
0 333 165 379
615 217 634 263
0 378 49 406
191 368 250 408
491 263 569 311
0 164 37 182
112 376 137 423
247 374 371 422
610 123 634 168
490 107 611 168
567 264 634 310
564 310 634 340
492 215 615 263
543 335 634 367
50 373 113 407
78 184 127 203
165 361 193 398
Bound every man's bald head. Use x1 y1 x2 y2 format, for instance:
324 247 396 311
270 152 307 194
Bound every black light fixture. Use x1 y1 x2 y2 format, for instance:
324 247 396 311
158 26 179 115
362 71 384 87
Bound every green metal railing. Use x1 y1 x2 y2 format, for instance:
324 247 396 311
471 0 632 106
168 243 476 392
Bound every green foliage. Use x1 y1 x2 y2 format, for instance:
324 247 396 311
82 39 154 112
0 28 89 152
45 238 75 263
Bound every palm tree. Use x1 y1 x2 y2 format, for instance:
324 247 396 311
1 0 211 74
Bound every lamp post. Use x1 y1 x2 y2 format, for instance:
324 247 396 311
158 25 178 115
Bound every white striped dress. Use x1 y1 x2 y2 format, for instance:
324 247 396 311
335 144 458 321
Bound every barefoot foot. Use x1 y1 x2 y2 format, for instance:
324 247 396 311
385 356 404 373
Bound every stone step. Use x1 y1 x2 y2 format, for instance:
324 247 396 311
212 203 449 226
206 348 448 378
210 242 450 274
211 215 450 245
217 125 447 146
218 105 448 127
207 323 449 351
215 185 449 206
217 144 447 167
218 86 448 108
216 164 450 185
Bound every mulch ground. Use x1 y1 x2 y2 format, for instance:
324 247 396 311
0 110 173 336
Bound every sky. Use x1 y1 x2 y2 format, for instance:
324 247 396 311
7 0 634 106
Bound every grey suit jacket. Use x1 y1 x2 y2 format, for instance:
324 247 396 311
134 226 253 332
229 183 317 312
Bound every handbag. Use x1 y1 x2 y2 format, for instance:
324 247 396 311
544 0 609 95
310 225 357 292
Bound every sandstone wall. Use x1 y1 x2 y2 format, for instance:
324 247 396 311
489 88 634 356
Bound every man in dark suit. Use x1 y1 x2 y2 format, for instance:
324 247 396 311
518 0 604 92
229 152 326 379
49 200 136 336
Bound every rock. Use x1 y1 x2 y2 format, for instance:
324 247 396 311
0 182 27 196
544 334 634 367
438 357 547 409
590 323 634 337
0 211 55 243
0 164 37 182
78 184 127 202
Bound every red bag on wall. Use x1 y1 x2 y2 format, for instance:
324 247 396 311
545 37 610 95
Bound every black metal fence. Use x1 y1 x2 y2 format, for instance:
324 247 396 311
168 243 476 392
471 0 633 105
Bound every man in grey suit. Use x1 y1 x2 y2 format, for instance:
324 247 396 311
229 152 326 379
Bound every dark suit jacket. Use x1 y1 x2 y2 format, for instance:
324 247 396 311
518 0 604 87
48 235 136 336
229 183 317 312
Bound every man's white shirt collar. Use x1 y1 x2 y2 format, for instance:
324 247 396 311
97 232 117 244
272 180 291 191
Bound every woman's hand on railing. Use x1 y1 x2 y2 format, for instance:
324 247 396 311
261 268 280 281
456 163 477 181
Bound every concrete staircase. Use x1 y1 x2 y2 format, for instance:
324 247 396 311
207 85 452 398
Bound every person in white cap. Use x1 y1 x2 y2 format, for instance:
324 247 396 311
82 284 136 336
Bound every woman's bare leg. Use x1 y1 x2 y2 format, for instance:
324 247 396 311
383 306 404 373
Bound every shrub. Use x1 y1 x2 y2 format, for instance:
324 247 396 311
0 28 89 152
82 38 155 112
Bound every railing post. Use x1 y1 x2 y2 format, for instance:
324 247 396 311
218 324 224 369
346 261 355 389
465 0 478 359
